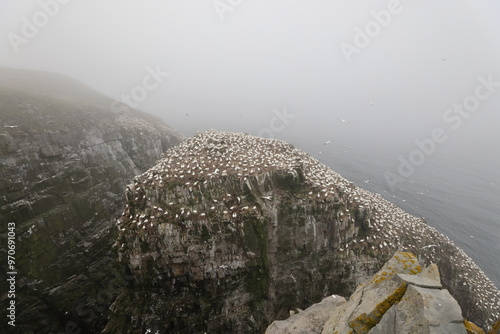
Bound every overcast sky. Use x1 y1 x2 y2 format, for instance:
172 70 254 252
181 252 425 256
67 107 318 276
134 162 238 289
1 0 500 154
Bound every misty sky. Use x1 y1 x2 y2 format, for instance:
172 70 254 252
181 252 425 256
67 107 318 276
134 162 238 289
1 0 500 285
1 0 500 149
1 0 500 178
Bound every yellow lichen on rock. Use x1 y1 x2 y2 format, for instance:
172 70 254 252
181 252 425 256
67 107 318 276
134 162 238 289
489 317 500 334
464 319 486 334
348 282 408 334
410 266 422 275
371 252 421 284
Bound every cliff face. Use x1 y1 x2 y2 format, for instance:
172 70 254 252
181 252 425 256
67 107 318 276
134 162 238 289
106 131 500 333
0 83 183 333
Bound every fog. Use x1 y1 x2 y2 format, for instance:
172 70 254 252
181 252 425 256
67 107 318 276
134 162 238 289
1 0 500 284
2 0 500 185
1 1 500 145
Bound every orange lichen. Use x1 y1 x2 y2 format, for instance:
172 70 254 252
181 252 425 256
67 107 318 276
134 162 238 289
464 319 486 334
371 253 421 284
489 317 500 334
410 266 422 275
348 282 408 334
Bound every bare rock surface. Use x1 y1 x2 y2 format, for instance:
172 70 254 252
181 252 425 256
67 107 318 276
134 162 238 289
265 295 346 334
369 284 466 334
322 252 422 334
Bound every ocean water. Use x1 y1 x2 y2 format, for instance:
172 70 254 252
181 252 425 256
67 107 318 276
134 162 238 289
293 140 500 289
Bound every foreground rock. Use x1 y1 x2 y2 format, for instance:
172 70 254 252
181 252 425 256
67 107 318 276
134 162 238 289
333 253 467 334
265 295 346 334
0 69 183 333
105 131 499 333
268 252 476 334
323 252 428 333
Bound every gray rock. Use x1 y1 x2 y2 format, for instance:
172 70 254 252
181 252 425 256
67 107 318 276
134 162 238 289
322 252 421 334
320 257 468 334
265 295 346 334
419 263 441 282
367 307 397 334
396 273 442 289
369 285 467 334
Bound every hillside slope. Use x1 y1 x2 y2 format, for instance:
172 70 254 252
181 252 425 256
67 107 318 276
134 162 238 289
0 69 183 333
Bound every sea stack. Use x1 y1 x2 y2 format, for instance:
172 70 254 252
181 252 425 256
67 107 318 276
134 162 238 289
105 130 500 333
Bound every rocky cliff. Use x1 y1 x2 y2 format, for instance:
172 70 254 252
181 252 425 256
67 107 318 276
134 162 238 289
105 130 500 334
0 70 183 333
266 252 484 334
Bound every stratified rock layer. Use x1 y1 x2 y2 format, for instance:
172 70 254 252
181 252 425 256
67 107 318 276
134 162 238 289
0 85 183 333
106 131 500 333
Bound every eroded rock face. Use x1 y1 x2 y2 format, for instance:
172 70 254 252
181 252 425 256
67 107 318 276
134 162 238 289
0 87 183 333
106 131 499 333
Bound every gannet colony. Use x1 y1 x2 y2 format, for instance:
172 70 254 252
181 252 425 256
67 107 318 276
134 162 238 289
110 130 499 333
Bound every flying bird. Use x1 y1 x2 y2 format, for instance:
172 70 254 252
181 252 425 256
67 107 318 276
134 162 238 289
369 100 374 107
323 140 332 145
338 118 350 124
4 125 18 129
